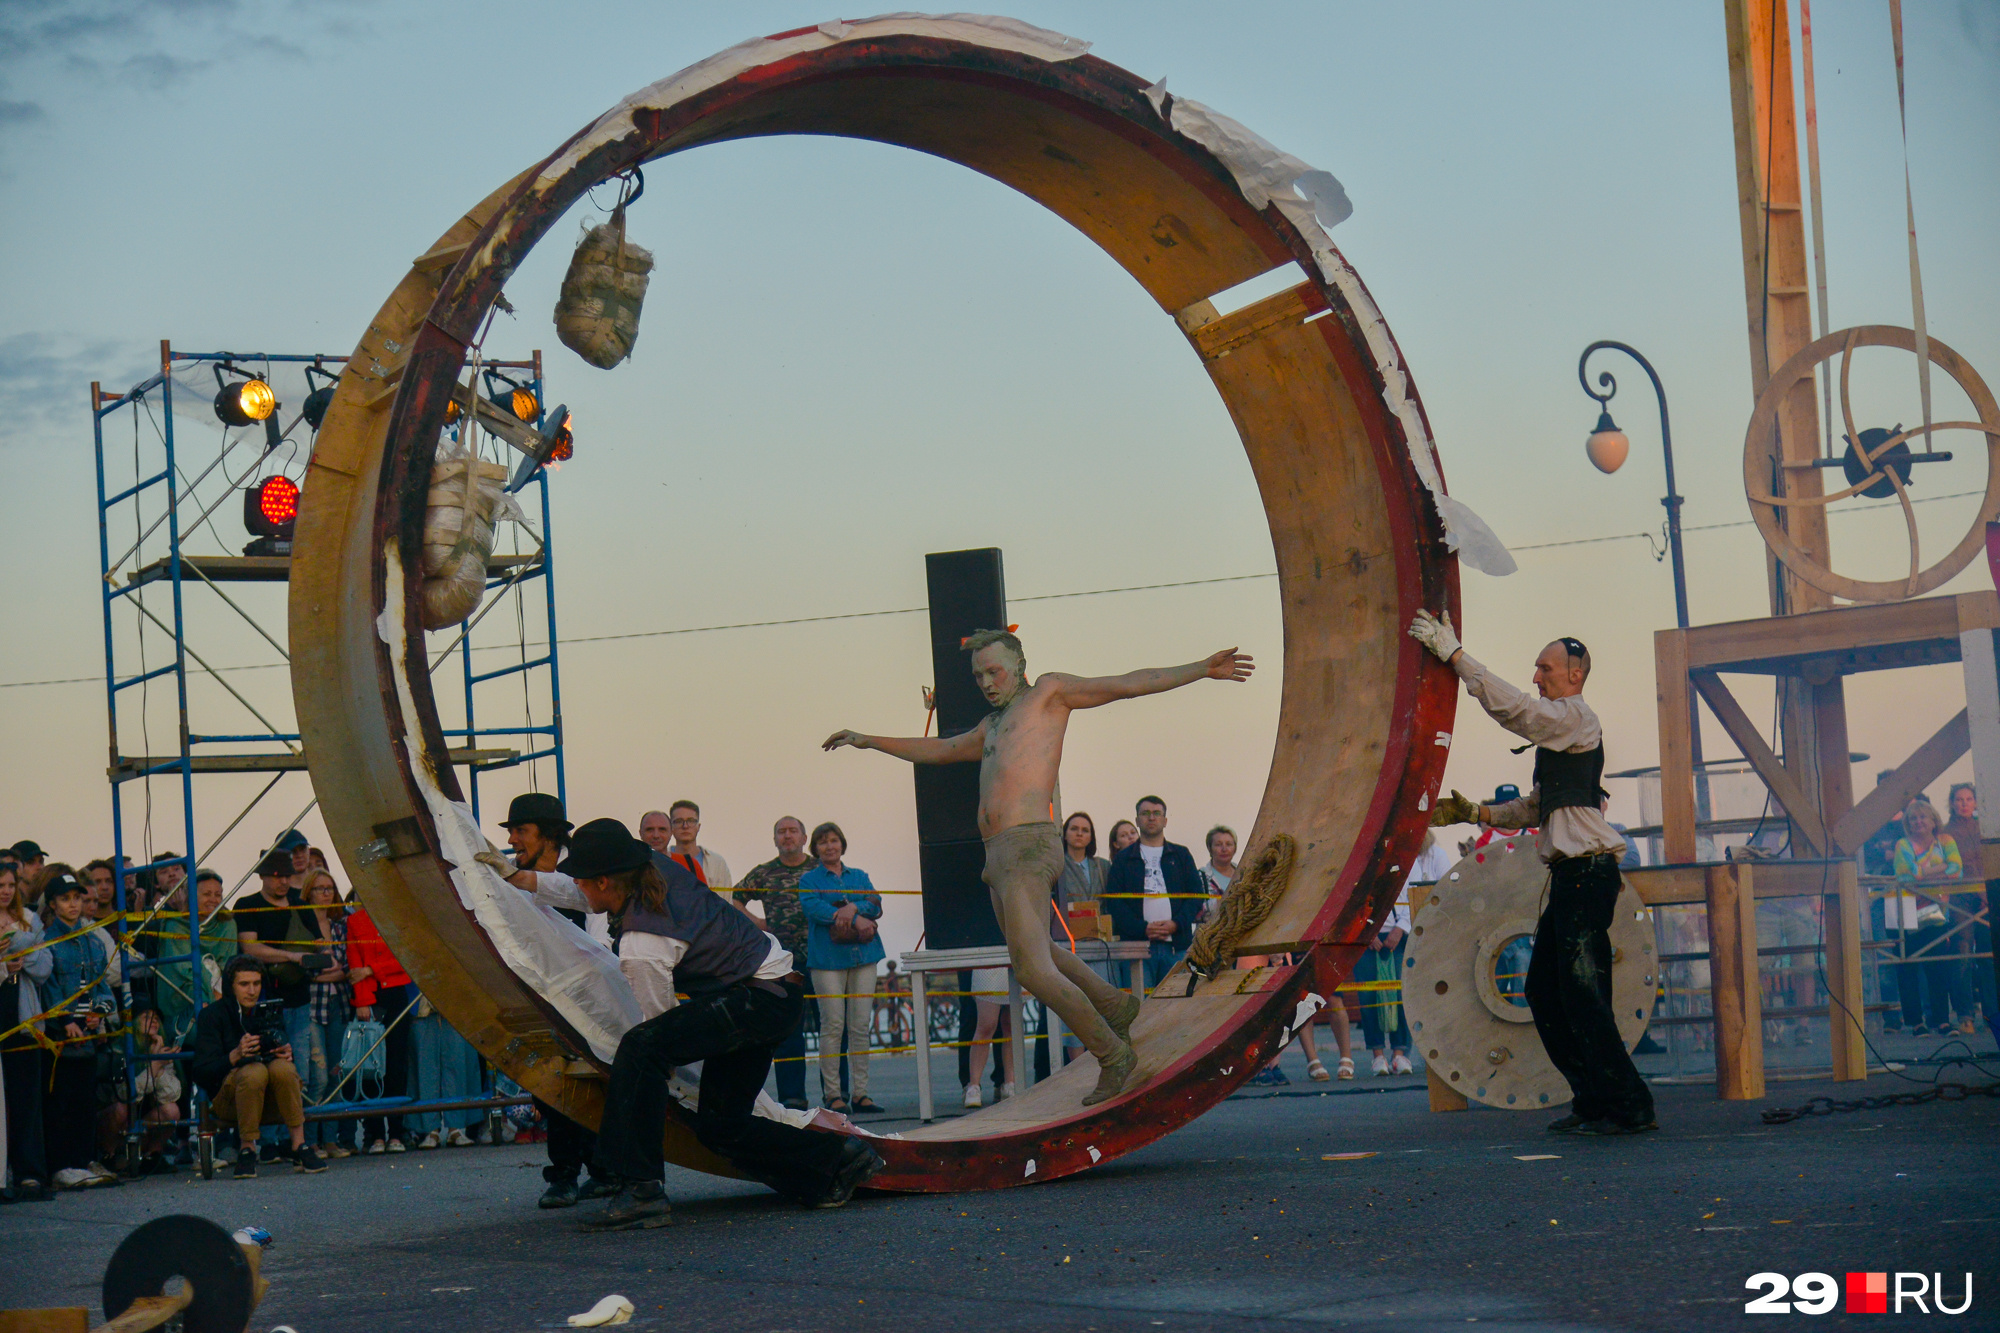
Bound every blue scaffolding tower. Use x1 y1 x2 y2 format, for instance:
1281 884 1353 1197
89 340 564 1167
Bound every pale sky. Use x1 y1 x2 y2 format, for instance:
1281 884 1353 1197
1 2 1995 955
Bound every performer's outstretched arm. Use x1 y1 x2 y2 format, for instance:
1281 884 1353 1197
1050 648 1254 711
822 719 985 765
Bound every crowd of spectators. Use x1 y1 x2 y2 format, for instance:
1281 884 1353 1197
0 783 1448 1204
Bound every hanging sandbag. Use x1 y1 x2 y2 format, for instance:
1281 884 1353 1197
418 450 512 630
554 195 653 369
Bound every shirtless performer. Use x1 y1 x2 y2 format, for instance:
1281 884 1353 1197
822 630 1254 1105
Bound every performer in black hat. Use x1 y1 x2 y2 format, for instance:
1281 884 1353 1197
486 818 883 1229
492 792 616 1208
1409 611 1657 1136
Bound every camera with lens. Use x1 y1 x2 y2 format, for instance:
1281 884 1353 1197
245 998 290 1060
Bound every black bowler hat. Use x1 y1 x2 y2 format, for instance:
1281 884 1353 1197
500 792 570 832
557 818 652 880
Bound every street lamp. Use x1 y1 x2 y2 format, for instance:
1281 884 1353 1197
1577 340 1707 816
1578 341 1691 631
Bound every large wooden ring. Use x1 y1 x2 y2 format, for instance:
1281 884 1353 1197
292 17 1458 1192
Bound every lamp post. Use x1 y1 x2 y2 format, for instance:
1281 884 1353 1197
1578 340 1707 820
1578 341 1691 631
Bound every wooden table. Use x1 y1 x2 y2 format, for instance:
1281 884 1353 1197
898 941 1150 1123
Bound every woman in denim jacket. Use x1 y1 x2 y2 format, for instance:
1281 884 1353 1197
797 822 884 1114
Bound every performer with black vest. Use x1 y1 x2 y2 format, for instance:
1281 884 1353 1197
1408 611 1657 1136
486 818 884 1229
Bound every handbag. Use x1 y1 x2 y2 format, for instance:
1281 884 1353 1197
830 902 878 946
339 1019 388 1099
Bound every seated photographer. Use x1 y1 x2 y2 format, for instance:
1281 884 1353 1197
190 955 327 1178
481 818 884 1230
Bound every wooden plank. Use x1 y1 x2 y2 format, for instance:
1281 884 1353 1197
1956 590 2000 634
97 1291 194 1333
1824 861 1867 1082
1656 628 1697 862
0 1313 91 1333
110 747 517 778
1705 862 1765 1100
1812 678 1854 832
1628 860 1851 905
1426 1064 1468 1113
1960 629 2000 845
1184 283 1325 362
1726 0 1829 616
1689 671 1829 854
1684 596 1962 671
411 240 473 273
1828 710 1970 855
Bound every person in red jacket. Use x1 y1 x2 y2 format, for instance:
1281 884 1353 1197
345 905 415 1153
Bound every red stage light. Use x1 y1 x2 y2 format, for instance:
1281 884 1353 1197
257 476 300 527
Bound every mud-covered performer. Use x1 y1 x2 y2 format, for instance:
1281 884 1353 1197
822 629 1254 1105
482 818 885 1230
1408 611 1657 1136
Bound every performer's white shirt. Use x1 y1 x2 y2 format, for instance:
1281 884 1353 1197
1139 843 1171 923
526 870 794 1022
1452 651 1627 863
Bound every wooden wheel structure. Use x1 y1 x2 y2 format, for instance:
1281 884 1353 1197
1744 324 2000 603
291 15 1464 1193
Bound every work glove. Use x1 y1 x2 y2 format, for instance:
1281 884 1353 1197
474 849 516 877
1407 609 1462 664
1429 789 1480 827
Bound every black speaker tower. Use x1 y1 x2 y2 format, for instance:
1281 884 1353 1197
916 548 1007 950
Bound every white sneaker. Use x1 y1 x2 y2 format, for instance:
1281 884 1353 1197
366 1139 386 1155
1390 1052 1413 1075
962 1085 982 1109
999 1082 1015 1101
499 1122 518 1144
86 1161 117 1180
1370 1053 1390 1076
386 1138 407 1153
445 1128 475 1147
416 1131 440 1149
54 1167 96 1190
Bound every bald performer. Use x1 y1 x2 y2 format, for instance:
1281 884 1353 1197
1409 611 1656 1136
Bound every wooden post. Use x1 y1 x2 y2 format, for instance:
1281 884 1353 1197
1705 861 1766 1099
1656 628 1698 862
1824 860 1867 1082
1427 1065 1469 1113
1725 0 1830 618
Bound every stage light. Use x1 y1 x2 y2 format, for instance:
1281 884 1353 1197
242 475 300 556
511 386 539 421
214 378 277 428
302 385 336 431
444 397 463 425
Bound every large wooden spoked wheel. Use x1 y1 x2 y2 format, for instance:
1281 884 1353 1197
1744 325 2000 603
291 16 1459 1193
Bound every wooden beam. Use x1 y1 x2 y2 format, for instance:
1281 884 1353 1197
1426 1064 1468 1113
1686 596 1965 672
1824 861 1867 1082
1705 862 1765 1100
1726 0 1829 616
1812 677 1854 831
1828 710 1971 855
1627 859 1848 906
1656 628 1698 862
1183 282 1326 362
1689 671 1829 855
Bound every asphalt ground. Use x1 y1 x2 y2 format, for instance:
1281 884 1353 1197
6 1047 1997 1333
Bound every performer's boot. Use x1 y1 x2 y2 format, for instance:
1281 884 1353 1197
1081 1040 1137 1106
1102 991 1142 1045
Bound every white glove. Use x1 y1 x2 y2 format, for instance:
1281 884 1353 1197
474 849 515 876
1407 609 1462 664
